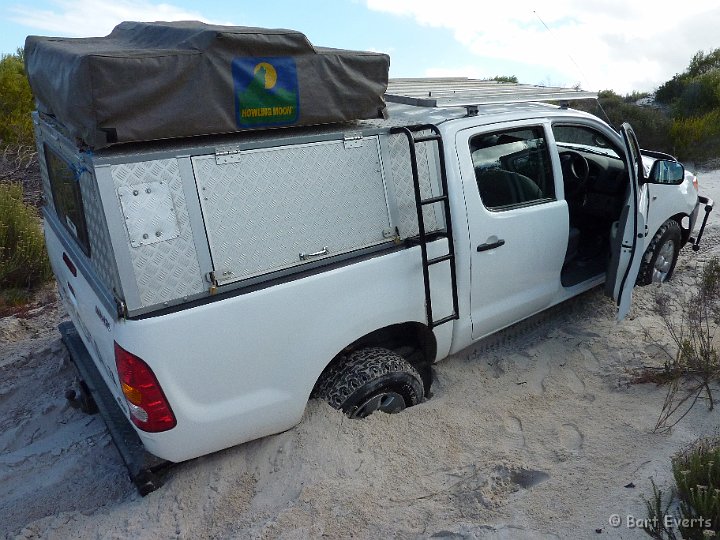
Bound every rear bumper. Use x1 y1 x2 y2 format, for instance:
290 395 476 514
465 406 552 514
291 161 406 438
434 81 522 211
59 321 170 495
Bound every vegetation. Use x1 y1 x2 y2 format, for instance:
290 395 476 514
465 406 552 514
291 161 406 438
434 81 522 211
569 47 720 163
639 257 720 539
0 49 35 147
673 438 720 538
655 49 720 163
670 109 720 163
488 75 519 84
573 90 674 154
631 257 720 433
0 49 50 307
642 480 678 539
643 439 720 539
656 49 720 112
0 183 51 300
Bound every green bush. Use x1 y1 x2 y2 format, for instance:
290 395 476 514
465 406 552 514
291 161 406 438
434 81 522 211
672 70 720 118
672 437 720 538
670 110 720 162
656 49 720 105
571 91 674 154
642 439 720 539
0 50 35 146
0 182 51 290
488 75 518 84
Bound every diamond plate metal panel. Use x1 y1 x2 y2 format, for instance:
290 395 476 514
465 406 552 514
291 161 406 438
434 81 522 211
387 132 442 238
79 165 124 297
193 137 393 284
118 181 180 247
111 159 204 307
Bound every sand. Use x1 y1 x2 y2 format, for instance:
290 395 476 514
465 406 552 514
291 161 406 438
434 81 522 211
2 170 720 540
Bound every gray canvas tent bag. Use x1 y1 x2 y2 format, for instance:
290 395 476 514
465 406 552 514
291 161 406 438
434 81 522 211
25 21 390 148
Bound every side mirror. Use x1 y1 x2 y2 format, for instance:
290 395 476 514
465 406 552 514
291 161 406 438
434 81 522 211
648 159 684 185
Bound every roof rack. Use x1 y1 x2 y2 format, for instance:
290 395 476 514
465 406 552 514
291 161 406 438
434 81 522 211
385 78 598 109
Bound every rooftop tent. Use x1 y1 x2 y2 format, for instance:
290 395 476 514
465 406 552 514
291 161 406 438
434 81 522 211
25 21 390 148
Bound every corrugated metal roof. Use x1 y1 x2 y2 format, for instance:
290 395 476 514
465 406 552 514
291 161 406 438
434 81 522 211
385 78 597 108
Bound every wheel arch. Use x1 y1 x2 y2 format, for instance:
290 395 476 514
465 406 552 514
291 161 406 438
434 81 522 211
666 212 691 247
311 321 437 398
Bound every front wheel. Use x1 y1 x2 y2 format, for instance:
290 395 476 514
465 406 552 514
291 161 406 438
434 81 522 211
318 347 424 419
637 219 681 285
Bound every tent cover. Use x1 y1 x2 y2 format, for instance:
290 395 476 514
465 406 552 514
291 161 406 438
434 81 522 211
25 21 390 148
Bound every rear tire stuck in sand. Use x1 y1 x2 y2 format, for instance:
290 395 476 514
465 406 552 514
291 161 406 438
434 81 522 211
318 347 424 419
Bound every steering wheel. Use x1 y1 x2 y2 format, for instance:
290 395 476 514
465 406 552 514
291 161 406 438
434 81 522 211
560 151 590 198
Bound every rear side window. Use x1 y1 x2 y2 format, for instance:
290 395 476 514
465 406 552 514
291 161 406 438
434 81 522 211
45 144 91 256
470 126 555 211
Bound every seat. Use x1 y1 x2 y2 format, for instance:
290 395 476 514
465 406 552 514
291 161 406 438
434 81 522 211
476 168 543 209
565 226 581 263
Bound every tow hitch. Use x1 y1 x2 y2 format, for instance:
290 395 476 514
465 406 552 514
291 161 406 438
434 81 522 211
65 379 98 415
59 322 171 496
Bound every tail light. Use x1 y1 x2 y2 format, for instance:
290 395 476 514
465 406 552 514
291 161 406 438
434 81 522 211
693 175 699 191
114 343 176 432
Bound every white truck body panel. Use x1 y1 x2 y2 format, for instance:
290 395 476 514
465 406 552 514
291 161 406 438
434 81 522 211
48 218 453 461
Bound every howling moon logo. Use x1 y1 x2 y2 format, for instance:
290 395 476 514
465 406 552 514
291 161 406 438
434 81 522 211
233 56 299 127
253 62 277 89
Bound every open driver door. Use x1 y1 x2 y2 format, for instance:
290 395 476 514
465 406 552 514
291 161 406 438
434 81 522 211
605 123 646 321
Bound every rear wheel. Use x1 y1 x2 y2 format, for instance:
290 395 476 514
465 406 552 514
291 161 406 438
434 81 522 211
317 347 424 419
637 219 681 285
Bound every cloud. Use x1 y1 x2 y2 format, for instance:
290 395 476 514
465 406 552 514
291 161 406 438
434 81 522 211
9 0 211 37
365 0 720 93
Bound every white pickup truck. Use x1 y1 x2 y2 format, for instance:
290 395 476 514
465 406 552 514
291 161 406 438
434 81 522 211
37 77 711 492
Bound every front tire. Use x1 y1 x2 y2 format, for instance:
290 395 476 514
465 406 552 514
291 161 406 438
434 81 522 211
637 219 681 285
318 347 424 419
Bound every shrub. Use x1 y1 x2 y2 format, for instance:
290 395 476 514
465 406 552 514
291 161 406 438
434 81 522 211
656 49 720 105
488 75 518 84
672 437 720 538
642 440 720 539
670 110 720 162
672 70 720 118
637 257 720 433
0 50 35 147
0 182 50 290
642 479 679 539
571 91 674 154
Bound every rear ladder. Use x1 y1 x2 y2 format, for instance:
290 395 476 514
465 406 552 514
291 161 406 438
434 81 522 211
391 125 459 329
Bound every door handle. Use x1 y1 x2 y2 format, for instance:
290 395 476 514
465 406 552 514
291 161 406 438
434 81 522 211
299 246 329 261
477 239 505 252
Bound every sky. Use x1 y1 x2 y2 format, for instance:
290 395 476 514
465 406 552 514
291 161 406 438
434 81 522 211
2 0 719 94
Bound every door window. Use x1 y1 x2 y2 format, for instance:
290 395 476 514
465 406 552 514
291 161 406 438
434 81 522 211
470 126 555 211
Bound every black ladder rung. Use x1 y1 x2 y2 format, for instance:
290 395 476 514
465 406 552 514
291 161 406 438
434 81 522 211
420 195 448 205
430 314 459 328
406 230 450 244
427 253 453 265
413 134 441 144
